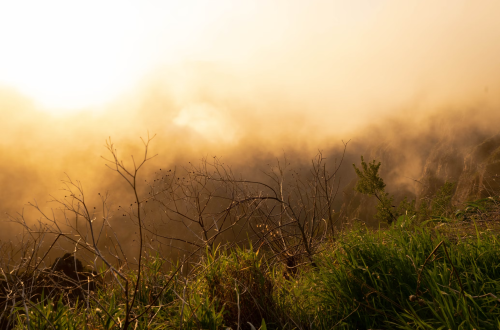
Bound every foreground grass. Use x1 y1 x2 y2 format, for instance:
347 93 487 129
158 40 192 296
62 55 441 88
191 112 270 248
11 209 500 329
314 224 500 329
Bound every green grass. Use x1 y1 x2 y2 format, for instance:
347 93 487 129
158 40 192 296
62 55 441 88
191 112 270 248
6 197 500 329
313 224 500 329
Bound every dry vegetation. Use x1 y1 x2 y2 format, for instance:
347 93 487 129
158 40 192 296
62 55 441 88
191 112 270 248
1 136 500 330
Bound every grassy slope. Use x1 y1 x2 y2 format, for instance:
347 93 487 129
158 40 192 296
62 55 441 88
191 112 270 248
12 198 500 330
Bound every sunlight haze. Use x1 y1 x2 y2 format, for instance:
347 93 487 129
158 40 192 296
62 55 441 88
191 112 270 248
2 0 494 117
2 2 500 327
0 0 499 205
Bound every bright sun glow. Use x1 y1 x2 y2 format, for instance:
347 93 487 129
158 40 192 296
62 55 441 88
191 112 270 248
0 0 391 115
0 1 156 113
1 0 475 117
0 0 197 114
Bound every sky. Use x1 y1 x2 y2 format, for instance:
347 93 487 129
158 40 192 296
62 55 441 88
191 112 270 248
1 1 498 115
1 0 500 225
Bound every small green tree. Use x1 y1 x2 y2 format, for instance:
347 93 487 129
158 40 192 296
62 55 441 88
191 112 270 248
352 156 397 224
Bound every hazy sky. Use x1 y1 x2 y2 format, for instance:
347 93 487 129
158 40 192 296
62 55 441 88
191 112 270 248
1 1 498 116
1 0 500 218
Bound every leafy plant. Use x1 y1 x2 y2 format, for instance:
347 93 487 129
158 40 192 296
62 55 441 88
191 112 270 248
202 244 277 329
353 156 397 224
14 296 85 330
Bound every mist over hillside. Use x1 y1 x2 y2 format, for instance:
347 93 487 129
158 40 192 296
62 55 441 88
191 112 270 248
2 1 500 245
339 109 500 225
2 2 500 328
2 91 499 252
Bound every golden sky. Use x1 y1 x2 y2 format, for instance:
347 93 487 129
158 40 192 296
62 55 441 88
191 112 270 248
1 0 500 216
1 1 499 116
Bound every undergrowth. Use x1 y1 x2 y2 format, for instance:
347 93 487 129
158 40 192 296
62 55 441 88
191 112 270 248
7 196 500 329
4 146 500 329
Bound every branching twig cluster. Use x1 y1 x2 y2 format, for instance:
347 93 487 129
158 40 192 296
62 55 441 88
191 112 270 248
0 134 349 329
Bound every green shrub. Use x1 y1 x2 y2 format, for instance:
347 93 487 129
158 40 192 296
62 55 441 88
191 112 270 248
353 156 397 224
202 245 276 329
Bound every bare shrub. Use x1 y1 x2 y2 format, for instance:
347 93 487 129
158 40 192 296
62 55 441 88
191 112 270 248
0 134 349 329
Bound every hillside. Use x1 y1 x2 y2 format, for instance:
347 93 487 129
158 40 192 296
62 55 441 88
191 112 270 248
339 130 500 226
1 124 500 329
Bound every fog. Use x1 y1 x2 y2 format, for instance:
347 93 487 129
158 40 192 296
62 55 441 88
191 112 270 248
1 1 500 249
